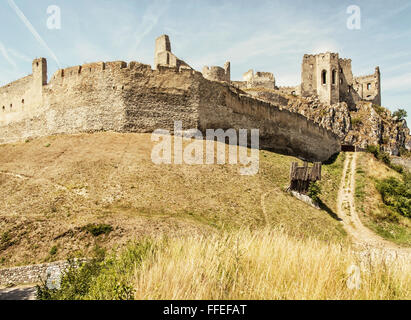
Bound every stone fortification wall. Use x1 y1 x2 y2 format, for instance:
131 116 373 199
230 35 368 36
198 78 341 162
0 57 340 162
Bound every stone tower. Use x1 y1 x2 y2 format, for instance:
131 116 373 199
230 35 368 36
301 52 381 107
31 58 47 104
301 52 340 105
32 58 47 86
202 61 231 82
154 35 192 70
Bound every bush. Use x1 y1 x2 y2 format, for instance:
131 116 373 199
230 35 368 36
351 117 362 127
393 109 407 121
366 144 406 174
366 145 380 158
49 245 58 256
373 105 387 117
399 147 411 158
376 174 411 218
308 181 322 203
36 241 154 300
83 224 113 237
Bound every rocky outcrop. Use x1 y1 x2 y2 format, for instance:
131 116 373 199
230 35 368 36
244 88 410 156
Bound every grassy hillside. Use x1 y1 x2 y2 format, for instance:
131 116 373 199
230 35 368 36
0 132 346 267
355 152 411 246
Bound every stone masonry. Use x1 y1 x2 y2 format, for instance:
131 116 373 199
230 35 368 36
0 35 342 162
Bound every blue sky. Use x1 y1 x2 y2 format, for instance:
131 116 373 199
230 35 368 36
0 0 410 120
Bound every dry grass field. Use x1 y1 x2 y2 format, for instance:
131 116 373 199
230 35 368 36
0 132 345 267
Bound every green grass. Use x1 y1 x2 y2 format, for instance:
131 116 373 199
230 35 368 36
355 153 411 246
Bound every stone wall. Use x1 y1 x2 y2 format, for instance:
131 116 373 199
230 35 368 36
202 62 230 83
0 57 341 162
301 53 381 108
0 261 70 286
198 79 341 162
353 67 381 106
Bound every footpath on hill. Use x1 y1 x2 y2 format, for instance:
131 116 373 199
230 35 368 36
337 152 411 262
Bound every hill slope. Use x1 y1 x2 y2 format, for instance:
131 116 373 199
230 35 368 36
0 132 346 267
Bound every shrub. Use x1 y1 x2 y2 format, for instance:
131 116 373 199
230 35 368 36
308 181 322 203
376 174 411 218
49 245 58 256
83 224 113 237
392 109 407 121
372 105 386 117
399 147 411 158
351 117 362 127
366 145 380 158
36 241 154 300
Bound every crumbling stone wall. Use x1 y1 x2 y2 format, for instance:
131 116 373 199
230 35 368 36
0 261 69 286
234 69 276 90
198 78 340 162
0 56 340 162
202 62 230 83
301 53 381 108
353 68 381 106
154 35 192 71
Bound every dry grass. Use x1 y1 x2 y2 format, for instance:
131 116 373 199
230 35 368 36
0 132 346 267
127 229 410 300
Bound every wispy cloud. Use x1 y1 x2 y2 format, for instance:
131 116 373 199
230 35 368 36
7 0 61 68
0 41 17 68
8 48 32 63
127 0 171 59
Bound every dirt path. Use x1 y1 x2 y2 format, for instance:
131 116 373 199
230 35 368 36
0 286 37 300
337 152 411 261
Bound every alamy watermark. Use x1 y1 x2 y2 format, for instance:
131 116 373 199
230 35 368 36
347 5 361 30
47 5 61 30
346 264 361 290
151 121 260 176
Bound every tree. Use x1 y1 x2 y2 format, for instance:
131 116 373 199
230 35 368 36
392 109 408 121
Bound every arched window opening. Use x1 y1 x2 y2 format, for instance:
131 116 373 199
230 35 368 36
22 99 25 104
2 106 5 112
367 83 371 90
332 70 337 85
321 70 327 85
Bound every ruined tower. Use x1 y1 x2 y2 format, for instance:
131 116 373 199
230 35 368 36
202 61 231 82
301 52 340 105
154 35 192 70
31 57 47 104
301 53 381 107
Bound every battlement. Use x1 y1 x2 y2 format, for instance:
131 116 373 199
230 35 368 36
0 35 346 161
202 62 230 82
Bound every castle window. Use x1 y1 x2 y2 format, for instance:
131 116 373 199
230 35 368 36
22 99 24 104
340 78 343 85
10 104 12 109
2 106 5 112
332 70 337 85
321 70 327 85
367 83 371 90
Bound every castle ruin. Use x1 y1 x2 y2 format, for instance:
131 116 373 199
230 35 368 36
0 35 360 162
300 52 381 107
